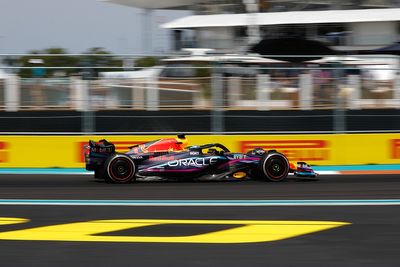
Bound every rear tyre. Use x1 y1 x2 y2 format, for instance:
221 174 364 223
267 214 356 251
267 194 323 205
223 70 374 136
104 154 136 184
258 153 289 182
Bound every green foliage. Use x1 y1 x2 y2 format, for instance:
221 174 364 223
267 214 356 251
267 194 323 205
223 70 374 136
80 47 122 78
18 47 79 78
17 47 122 78
81 47 121 68
135 57 159 68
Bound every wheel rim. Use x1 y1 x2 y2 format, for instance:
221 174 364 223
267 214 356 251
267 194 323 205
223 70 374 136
265 156 288 181
109 157 134 182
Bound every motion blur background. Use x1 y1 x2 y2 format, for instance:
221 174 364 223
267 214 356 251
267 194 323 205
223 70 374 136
2 4 400 267
0 0 400 134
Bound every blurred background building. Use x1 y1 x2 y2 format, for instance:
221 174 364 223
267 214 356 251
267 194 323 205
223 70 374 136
107 0 400 53
1 0 400 133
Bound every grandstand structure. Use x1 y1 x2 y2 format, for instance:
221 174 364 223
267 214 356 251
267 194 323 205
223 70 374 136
105 0 400 53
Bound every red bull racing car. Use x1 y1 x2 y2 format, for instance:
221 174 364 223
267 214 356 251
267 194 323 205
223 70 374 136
84 135 317 183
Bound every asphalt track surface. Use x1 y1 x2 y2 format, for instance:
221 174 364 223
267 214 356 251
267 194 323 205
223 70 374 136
0 174 399 267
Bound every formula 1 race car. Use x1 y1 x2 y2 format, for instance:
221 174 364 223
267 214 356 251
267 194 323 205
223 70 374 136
84 135 317 183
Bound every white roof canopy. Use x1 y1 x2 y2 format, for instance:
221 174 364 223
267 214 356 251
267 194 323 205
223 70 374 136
162 8 400 28
102 0 203 9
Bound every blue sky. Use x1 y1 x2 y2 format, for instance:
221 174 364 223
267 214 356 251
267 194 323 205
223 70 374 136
0 0 189 54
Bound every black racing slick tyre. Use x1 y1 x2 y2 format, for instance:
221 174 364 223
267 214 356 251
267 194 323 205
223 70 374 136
258 152 289 182
104 154 136 184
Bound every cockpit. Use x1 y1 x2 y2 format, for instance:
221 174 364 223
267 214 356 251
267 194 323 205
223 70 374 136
187 143 230 156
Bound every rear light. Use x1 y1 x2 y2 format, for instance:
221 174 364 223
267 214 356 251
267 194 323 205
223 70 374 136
84 145 91 157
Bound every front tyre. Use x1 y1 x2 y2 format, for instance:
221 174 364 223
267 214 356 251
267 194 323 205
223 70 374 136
104 154 136 184
259 153 289 182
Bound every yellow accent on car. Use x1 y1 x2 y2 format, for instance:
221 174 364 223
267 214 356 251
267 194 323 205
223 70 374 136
233 172 247 179
176 137 189 148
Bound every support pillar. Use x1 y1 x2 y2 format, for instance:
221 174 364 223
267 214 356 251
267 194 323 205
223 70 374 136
70 76 89 112
228 77 241 107
394 73 400 108
256 74 270 110
4 74 20 112
105 82 119 109
211 64 224 133
244 0 260 45
347 75 361 110
146 75 159 111
142 9 152 54
132 79 144 109
299 73 312 110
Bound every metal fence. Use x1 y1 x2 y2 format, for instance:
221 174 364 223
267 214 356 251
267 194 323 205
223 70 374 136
0 54 399 133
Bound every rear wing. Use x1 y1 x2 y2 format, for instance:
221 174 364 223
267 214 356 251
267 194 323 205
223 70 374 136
84 140 115 171
88 139 115 154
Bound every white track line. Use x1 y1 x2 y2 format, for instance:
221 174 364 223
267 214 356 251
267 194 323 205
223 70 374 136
0 199 399 206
